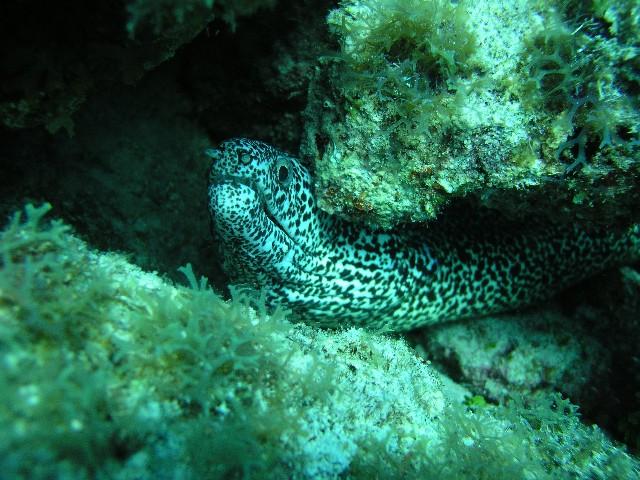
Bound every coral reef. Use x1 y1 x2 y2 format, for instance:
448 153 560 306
2 204 639 478
0 0 639 477
301 0 640 229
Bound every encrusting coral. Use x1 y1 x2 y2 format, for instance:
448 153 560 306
1 203 639 478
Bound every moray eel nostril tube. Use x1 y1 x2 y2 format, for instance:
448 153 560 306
207 138 640 332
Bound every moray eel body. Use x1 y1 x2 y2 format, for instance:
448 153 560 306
207 138 639 331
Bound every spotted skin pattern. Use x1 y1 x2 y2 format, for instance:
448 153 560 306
207 138 640 332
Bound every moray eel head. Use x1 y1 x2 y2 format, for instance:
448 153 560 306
207 139 321 275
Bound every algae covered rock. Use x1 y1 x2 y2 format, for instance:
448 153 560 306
417 309 610 403
1 204 639 479
0 203 443 478
302 0 640 229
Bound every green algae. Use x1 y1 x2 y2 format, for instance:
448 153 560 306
302 0 640 229
1 204 638 478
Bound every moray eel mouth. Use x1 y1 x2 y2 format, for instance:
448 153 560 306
210 174 296 244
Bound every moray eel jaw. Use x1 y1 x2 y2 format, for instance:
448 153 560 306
208 173 295 244
208 179 298 278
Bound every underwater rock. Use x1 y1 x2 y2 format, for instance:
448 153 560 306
0 0 275 133
416 309 609 402
302 0 640 229
1 203 639 478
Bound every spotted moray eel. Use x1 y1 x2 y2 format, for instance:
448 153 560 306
207 138 639 332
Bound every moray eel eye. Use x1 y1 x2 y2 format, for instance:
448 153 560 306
278 164 289 184
238 151 252 165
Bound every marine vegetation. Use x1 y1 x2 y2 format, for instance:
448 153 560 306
2 204 639 478
302 0 640 228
